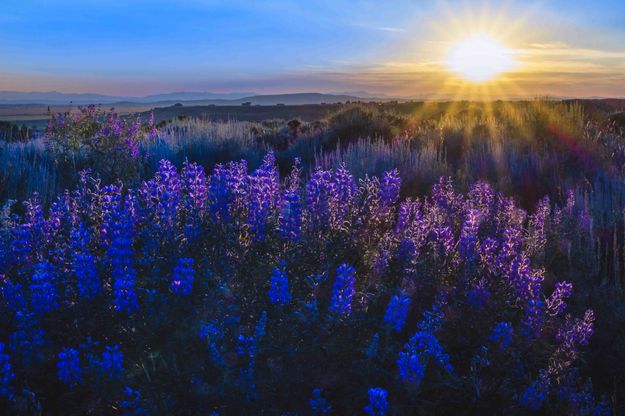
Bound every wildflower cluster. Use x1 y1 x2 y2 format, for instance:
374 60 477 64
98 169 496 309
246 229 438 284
0 154 605 414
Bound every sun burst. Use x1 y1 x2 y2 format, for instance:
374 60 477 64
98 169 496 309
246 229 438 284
446 34 518 82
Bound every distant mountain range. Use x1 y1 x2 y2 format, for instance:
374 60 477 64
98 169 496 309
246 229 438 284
0 91 386 105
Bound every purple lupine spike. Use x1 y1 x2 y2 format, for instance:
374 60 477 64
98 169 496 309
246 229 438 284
546 281 573 316
384 292 411 332
107 220 139 313
364 387 389 416
489 322 514 350
30 262 58 314
398 330 453 386
459 208 482 260
306 168 335 230
57 347 81 388
248 153 279 240
181 160 208 212
268 267 291 305
330 164 357 227
379 169 401 208
279 189 302 240
99 345 123 380
0 343 14 398
170 257 195 296
329 263 356 316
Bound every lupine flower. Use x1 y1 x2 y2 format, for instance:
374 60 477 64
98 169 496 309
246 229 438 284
329 263 356 316
73 253 101 300
522 299 545 339
9 313 46 366
364 388 389 416
379 169 401 207
466 281 490 309
248 152 279 240
329 164 356 227
57 348 81 388
0 343 14 398
139 160 181 231
306 168 335 229
418 306 443 333
489 322 514 350
120 387 149 416
170 258 195 296
208 164 231 223
519 375 550 412
181 160 208 212
108 230 139 313
236 335 256 360
546 281 573 316
30 262 58 314
1 281 27 315
238 364 257 402
200 322 225 367
384 292 411 332
398 331 453 386
268 268 291 305
366 333 380 360
459 208 481 260
557 310 595 348
279 190 302 240
254 311 267 341
309 388 331 415
100 345 124 380
200 321 223 342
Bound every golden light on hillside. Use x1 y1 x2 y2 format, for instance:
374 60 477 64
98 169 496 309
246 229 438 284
445 34 518 82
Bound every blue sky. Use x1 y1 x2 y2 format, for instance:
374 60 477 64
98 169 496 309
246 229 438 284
2 0 625 97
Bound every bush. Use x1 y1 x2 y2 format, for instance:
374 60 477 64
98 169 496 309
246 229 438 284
44 105 157 183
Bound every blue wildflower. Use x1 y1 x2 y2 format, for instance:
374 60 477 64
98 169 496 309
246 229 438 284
398 331 453 386
170 257 195 296
254 311 267 341
268 268 291 305
57 348 81 388
379 169 401 207
236 335 256 360
108 234 139 313
30 262 58 314
329 263 356 316
120 387 149 416
364 387 389 416
0 343 14 398
519 376 550 412
466 284 490 309
489 322 514 350
384 292 411 332
310 388 331 415
100 345 124 380
279 190 302 240
73 253 101 300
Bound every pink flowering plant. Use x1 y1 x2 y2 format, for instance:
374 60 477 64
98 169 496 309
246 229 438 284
45 105 157 181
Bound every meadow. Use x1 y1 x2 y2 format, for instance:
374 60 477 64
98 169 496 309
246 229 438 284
1 100 625 414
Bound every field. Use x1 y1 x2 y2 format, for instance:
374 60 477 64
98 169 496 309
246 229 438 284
1 100 625 414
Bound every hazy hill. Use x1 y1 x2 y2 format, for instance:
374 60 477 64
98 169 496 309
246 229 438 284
0 91 373 106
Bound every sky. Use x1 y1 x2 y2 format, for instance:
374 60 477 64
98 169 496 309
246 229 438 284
2 0 625 98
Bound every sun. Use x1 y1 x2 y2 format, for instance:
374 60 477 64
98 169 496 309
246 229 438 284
446 34 518 82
